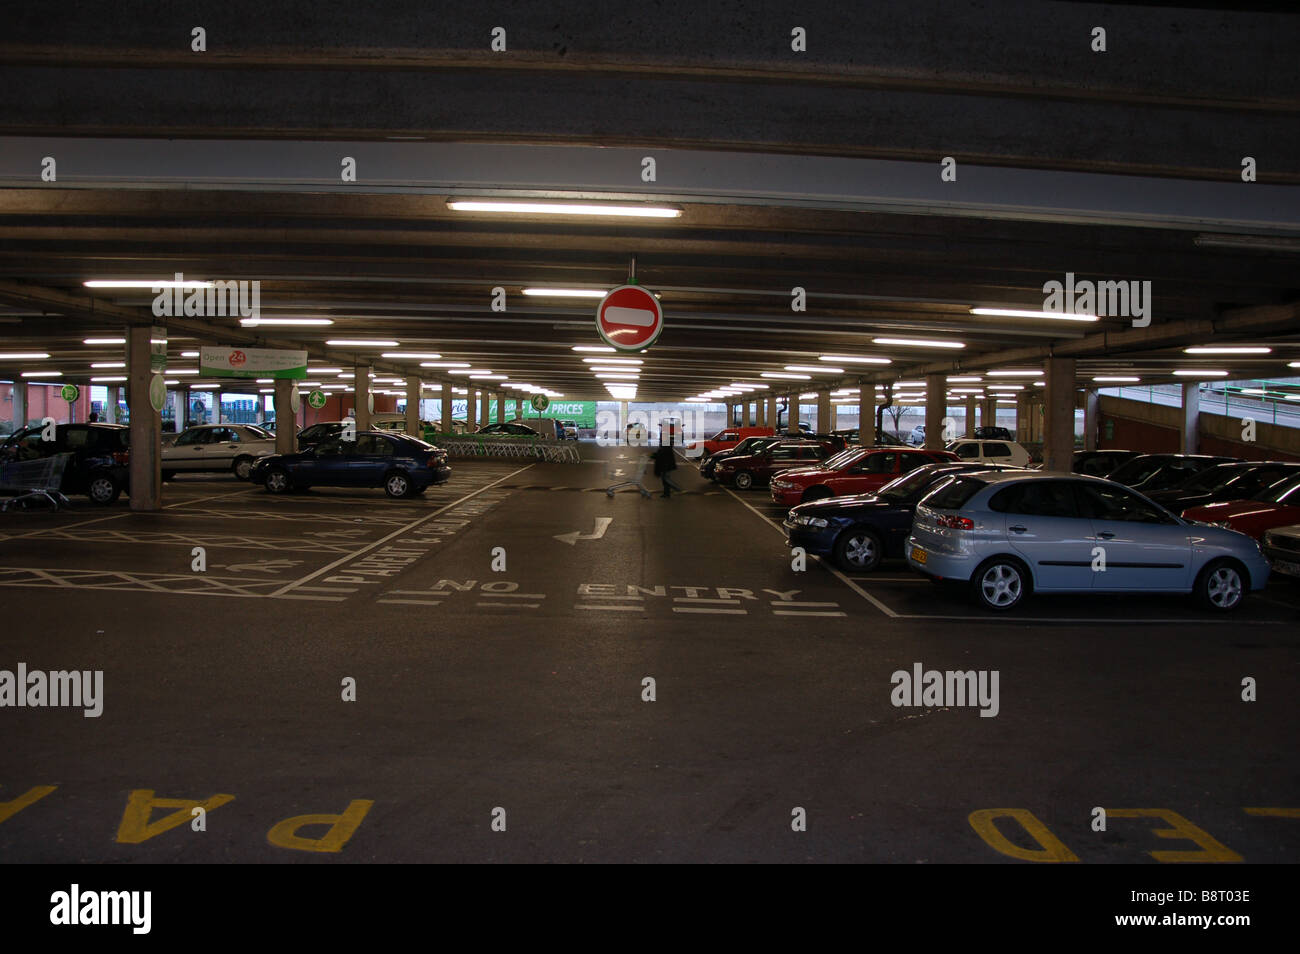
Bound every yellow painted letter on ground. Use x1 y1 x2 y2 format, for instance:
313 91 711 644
0 785 57 824
969 808 1079 862
1107 808 1242 862
267 799 374 853
115 789 235 844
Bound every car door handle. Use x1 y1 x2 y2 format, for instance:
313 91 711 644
1008 525 1027 533
1097 531 1115 539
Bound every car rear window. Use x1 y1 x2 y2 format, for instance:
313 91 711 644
922 476 986 509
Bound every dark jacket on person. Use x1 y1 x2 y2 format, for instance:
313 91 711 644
652 445 677 476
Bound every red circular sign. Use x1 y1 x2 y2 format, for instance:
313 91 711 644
596 285 663 351
229 350 247 366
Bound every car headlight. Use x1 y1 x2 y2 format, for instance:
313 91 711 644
794 515 828 528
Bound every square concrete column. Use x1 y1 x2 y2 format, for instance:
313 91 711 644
495 392 504 423
924 373 946 450
1084 389 1100 451
816 391 832 434
10 379 27 430
354 364 372 431
273 379 296 454
964 395 977 437
126 325 162 511
858 387 875 445
755 400 765 427
405 378 421 435
479 390 489 427
1042 358 1076 472
1180 382 1200 453
441 387 454 435
766 395 778 431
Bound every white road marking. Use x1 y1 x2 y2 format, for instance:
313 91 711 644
672 606 746 615
576 604 643 611
769 600 838 607
378 598 444 606
673 597 740 604
269 465 532 598
773 610 848 617
477 601 541 608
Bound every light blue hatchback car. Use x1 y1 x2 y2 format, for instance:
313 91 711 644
906 470 1270 612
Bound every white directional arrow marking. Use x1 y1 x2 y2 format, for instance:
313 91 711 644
554 517 613 546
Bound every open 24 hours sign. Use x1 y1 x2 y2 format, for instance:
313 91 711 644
200 347 308 379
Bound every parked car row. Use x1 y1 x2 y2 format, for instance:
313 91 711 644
784 458 1300 613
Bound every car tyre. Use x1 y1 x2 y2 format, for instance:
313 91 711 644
969 556 1030 611
834 526 882 573
231 456 255 481
801 486 834 503
87 472 120 505
264 467 291 494
384 470 413 499
733 471 755 490
1194 558 1246 612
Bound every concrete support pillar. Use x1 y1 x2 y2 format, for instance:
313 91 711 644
815 391 830 434
441 387 454 435
965 395 977 438
214 389 223 424
1084 389 1100 451
479 390 489 428
979 398 994 429
766 396 778 432
924 373 946 450
755 400 765 427
466 389 477 430
496 392 505 423
405 377 421 435
354 364 372 431
11 380 26 429
1180 382 1200 453
858 387 875 445
619 400 629 443
126 325 162 511
273 379 296 454
1043 358 1077 471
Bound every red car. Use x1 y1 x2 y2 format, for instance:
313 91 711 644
1181 473 1300 540
769 447 960 506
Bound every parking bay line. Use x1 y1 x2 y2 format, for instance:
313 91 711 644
672 606 747 615
576 603 643 612
268 464 533 599
722 486 900 619
1 487 252 542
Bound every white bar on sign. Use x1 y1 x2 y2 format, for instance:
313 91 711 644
603 306 657 327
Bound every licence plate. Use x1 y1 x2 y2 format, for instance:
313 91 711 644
911 546 927 564
1273 558 1300 577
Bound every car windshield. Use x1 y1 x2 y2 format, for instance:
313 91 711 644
1177 465 1248 493
1255 475 1300 504
1108 456 1167 484
244 425 272 438
823 449 863 470
878 466 949 501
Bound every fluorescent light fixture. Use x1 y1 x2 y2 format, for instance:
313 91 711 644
589 366 643 374
468 374 508 380
798 392 817 400
949 388 985 394
873 337 966 349
523 288 608 298
256 378 273 384
582 357 642 365
21 370 61 377
1183 346 1271 354
987 385 1025 391
0 352 50 360
83 338 125 345
448 369 490 375
729 383 768 390
1289 362 1300 369
84 279 213 288
450 200 680 218
418 362 472 369
762 372 810 380
90 362 126 369
987 370 1043 377
181 351 200 358
1092 376 1140 383
381 352 442 360
572 345 616 353
970 307 1098 322
90 375 127 382
164 380 179 385
241 318 333 326
819 355 892 364
325 339 399 347
1173 369 1228 377
189 386 218 392
685 397 708 403
168 369 200 375
308 367 342 374
893 381 924 387
1033 381 1046 387
597 373 640 380
259 388 274 394
947 376 981 383
787 365 842 374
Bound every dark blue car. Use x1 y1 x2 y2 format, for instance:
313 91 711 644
784 462 1024 572
250 431 451 498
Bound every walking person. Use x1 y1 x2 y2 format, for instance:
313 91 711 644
652 443 682 498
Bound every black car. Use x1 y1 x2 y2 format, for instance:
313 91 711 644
700 436 782 480
0 422 130 505
1072 449 1140 478
476 422 538 436
1145 461 1300 512
1107 453 1240 493
973 426 1015 441
784 462 1025 571
831 428 907 447
250 431 451 498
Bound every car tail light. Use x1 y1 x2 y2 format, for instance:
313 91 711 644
935 514 974 530
112 451 129 465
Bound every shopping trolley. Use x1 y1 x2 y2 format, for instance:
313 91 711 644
0 452 73 511
605 452 652 498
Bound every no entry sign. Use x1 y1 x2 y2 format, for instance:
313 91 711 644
596 284 663 351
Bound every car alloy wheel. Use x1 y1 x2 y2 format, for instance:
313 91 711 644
973 559 1026 610
734 471 754 490
836 528 882 572
385 472 411 498
1197 560 1244 612
232 456 254 480
88 475 118 505
265 468 289 493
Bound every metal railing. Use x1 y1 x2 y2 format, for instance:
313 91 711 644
430 434 582 463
